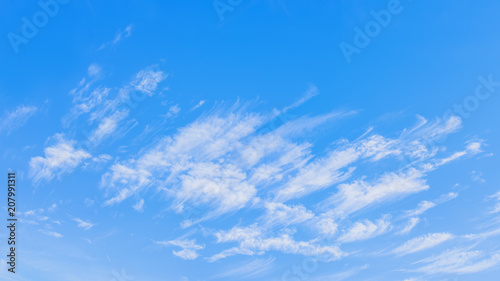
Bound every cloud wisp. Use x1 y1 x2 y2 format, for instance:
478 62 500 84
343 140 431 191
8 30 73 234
0 104 38 134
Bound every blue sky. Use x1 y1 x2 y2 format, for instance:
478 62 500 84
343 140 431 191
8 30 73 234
1 0 500 280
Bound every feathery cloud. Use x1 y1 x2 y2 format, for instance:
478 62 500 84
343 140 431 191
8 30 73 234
337 216 391 243
40 230 63 238
414 249 500 274
324 169 429 219
490 191 500 214
392 233 454 256
73 218 95 230
398 217 421 235
0 104 38 134
30 135 91 184
260 202 314 228
156 239 204 260
133 199 144 212
210 225 344 262
191 100 205 111
97 24 133 51
405 193 458 217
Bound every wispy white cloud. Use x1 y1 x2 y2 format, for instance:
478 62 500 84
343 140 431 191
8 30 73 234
85 69 166 143
413 249 500 274
63 86 109 126
398 217 421 235
281 84 319 113
62 63 112 127
323 169 428 219
87 63 102 77
314 214 339 237
84 198 95 208
274 144 357 202
92 154 112 163
97 24 133 51
29 134 91 184
337 216 391 243
319 136 477 220
133 199 144 212
392 233 454 256
88 110 129 144
175 162 258 224
277 115 464 204
191 100 205 111
404 192 458 217
260 202 314 228
132 68 168 95
166 104 181 118
156 239 204 260
113 25 133 43
102 112 263 209
10 53 496 277
489 191 500 214
73 218 95 230
48 203 57 212
40 230 63 238
401 115 462 142
471 170 486 183
435 141 483 167
209 225 344 262
102 109 355 224
0 104 38 134
93 101 484 263
463 227 500 240
63 65 167 149
19 204 58 226
102 164 152 206
407 201 436 217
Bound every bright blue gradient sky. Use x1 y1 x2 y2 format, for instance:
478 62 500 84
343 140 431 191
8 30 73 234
1 1 500 280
